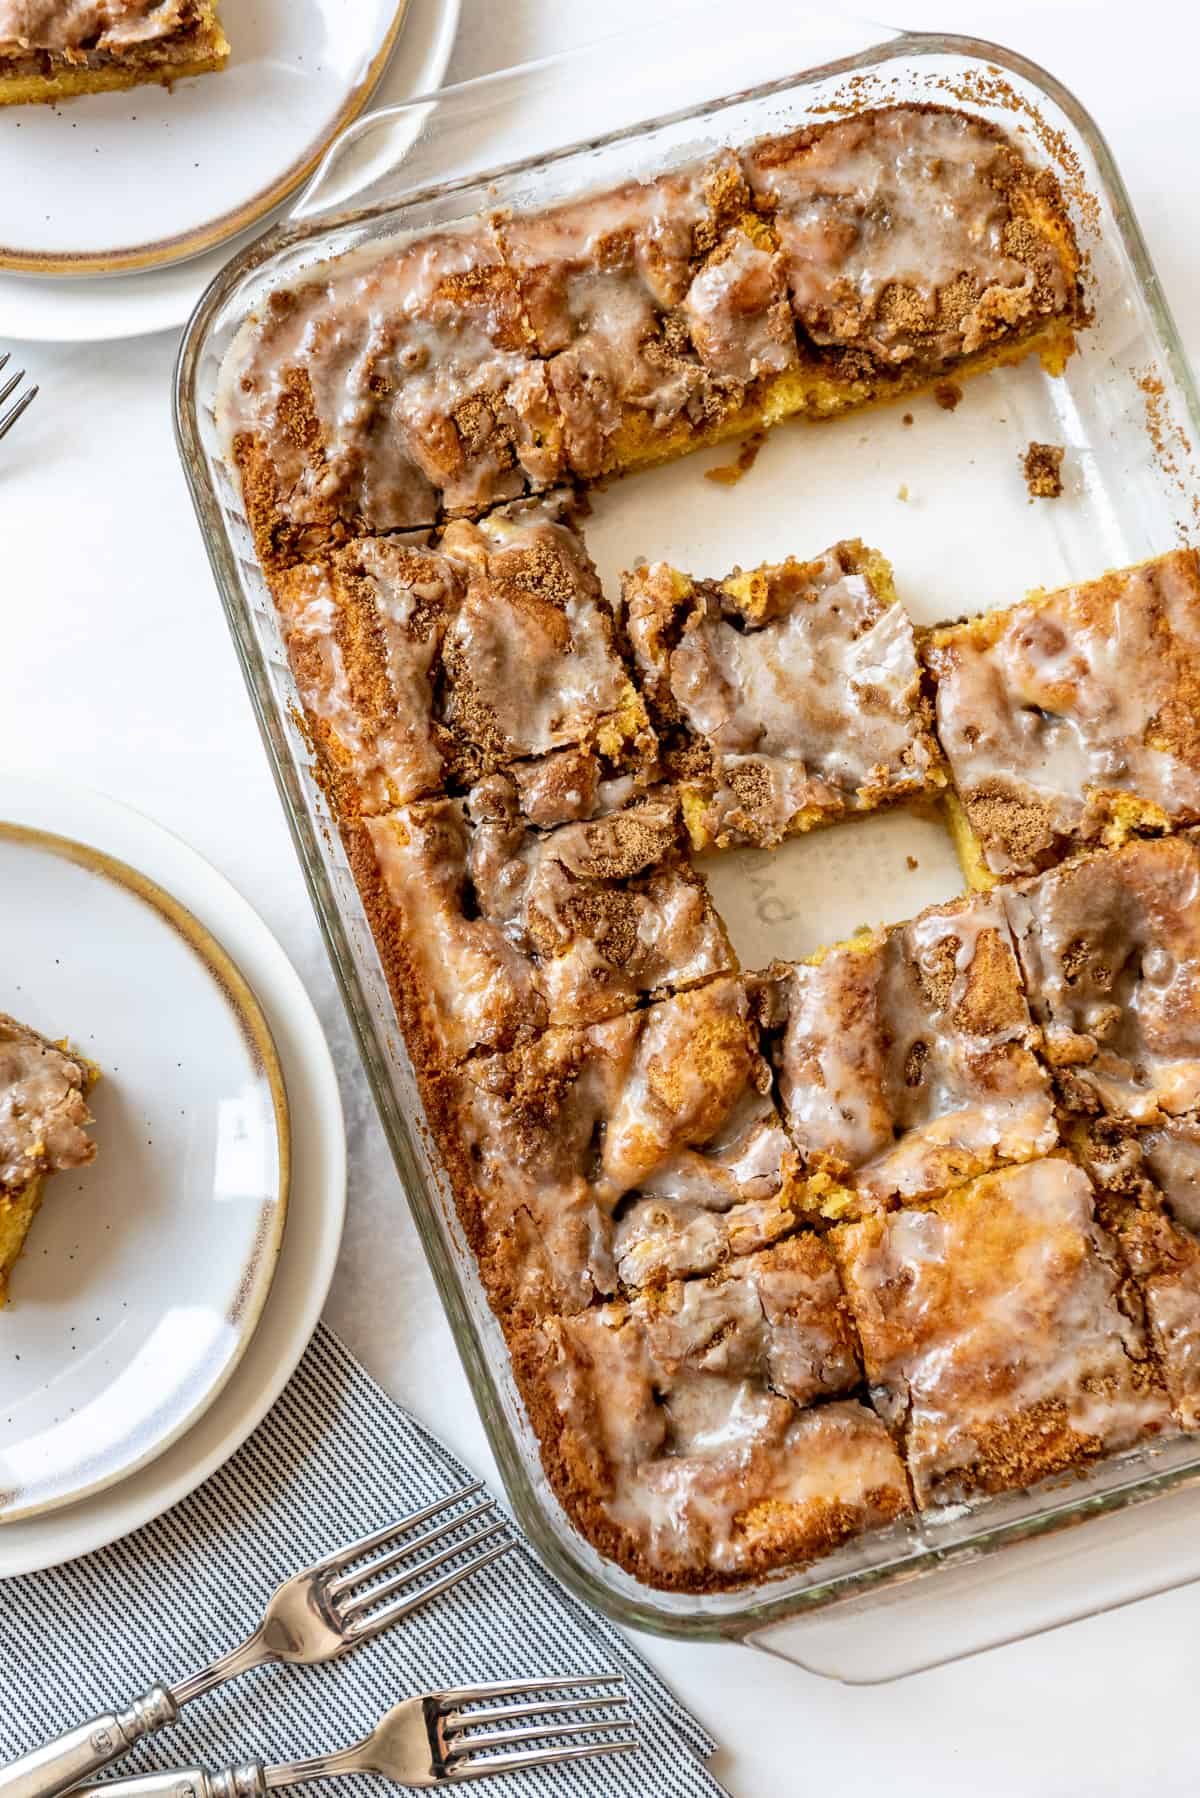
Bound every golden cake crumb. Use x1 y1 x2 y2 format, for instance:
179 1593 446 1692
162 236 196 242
1022 440 1065 497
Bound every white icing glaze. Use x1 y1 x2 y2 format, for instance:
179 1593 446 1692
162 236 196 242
1143 1118 1200 1235
680 231 797 384
452 981 807 1320
836 1159 1170 1507
623 546 935 845
276 543 458 812
0 0 190 51
745 107 1066 364
464 788 732 1027
219 224 542 532
439 504 633 761
277 497 646 816
1004 836 1200 1123
541 1262 909 1577
0 1015 95 1193
367 804 543 1063
929 551 1200 874
772 894 1056 1209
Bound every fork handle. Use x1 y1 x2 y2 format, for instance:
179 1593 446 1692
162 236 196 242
64 1768 267 1798
0 1688 178 1798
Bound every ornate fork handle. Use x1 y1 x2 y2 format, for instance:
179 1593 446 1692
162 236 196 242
65 1750 367 1798
0 1688 179 1798
65 1768 271 1798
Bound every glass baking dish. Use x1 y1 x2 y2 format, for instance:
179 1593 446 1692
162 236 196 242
175 4 1200 1678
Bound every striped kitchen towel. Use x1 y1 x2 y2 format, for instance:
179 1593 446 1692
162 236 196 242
0 1326 726 1797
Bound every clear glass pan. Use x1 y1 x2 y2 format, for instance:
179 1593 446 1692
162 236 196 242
175 5 1200 1676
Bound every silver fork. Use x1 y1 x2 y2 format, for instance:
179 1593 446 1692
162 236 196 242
65 1677 636 1792
0 1484 511 1798
0 352 38 442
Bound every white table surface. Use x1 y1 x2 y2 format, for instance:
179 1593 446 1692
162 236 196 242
3 2 1199 1791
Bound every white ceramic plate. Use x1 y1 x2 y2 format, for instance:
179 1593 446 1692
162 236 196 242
0 777 345 1574
0 0 459 340
1 1 415 275
0 816 288 1523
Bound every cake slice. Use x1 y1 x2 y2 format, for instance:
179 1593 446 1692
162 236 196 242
272 493 654 824
511 1237 913 1587
0 2 228 106
1070 1115 1200 1430
620 540 941 848
496 148 799 482
443 977 801 1322
742 105 1080 396
923 549 1200 884
224 221 558 558
756 892 1058 1219
220 104 1083 568
1002 835 1200 1124
832 1158 1171 1508
0 1012 97 1303
363 785 733 1071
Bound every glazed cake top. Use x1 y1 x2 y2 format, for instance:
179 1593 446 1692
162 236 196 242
496 148 797 477
833 1158 1169 1507
925 549 1200 876
274 493 650 817
528 1236 911 1579
759 892 1057 1213
449 977 803 1319
0 1 194 49
365 786 732 1059
744 105 1075 368
1003 835 1200 1123
1073 1114 1200 1238
622 542 936 845
218 104 1080 544
0 1013 95 1194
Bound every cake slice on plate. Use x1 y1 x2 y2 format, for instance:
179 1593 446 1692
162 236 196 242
0 2 228 107
0 1011 97 1304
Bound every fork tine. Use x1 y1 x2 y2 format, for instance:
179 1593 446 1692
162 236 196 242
0 352 8 372
311 1482 485 1577
346 1539 515 1642
437 1675 626 1704
327 1498 497 1599
339 1519 509 1620
448 1717 633 1756
0 384 36 443
444 1694 624 1734
0 366 24 408
433 1674 623 1708
449 1739 638 1781
0 383 36 436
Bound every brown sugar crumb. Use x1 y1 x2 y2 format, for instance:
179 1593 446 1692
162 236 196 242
902 413 914 426
966 783 1058 872
1023 440 1065 498
933 380 963 411
704 428 768 487
906 855 919 870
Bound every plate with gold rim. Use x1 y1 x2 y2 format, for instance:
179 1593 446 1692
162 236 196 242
0 0 459 340
0 777 334 1540
0 0 424 276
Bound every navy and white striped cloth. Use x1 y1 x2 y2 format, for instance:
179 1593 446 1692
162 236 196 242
0 1328 727 1798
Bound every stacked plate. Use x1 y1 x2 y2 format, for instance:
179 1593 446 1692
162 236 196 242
0 778 347 1577
0 0 461 341
0 0 462 1575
